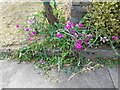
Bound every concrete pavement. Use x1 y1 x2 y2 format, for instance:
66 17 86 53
0 60 119 89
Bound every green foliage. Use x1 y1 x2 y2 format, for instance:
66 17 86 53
83 2 120 44
15 2 119 72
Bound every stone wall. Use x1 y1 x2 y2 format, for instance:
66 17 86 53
71 0 91 23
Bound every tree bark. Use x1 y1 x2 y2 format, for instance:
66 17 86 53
43 1 58 24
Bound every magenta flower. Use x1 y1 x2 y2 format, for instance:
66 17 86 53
64 24 72 30
76 40 82 44
85 42 89 47
28 38 31 41
16 24 20 29
84 38 89 42
39 59 43 64
28 20 33 24
30 31 36 36
64 21 74 30
25 28 30 32
112 36 118 41
74 33 78 38
30 33 33 36
77 23 83 28
70 30 76 34
56 33 62 38
67 21 74 27
100 37 109 43
74 43 82 50
88 34 92 38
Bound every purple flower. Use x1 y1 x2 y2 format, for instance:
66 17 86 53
67 21 74 27
28 38 31 41
112 36 118 41
74 43 82 50
25 28 30 32
76 40 82 44
56 33 62 38
88 34 92 38
32 31 36 35
64 21 74 30
84 38 89 42
30 33 33 36
74 33 78 38
100 37 108 43
64 25 71 30
77 23 83 28
70 30 76 34
28 20 33 24
16 24 20 29
39 59 43 64
85 42 89 47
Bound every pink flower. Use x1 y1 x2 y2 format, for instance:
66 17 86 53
30 31 36 36
88 34 92 38
28 20 33 24
30 33 33 36
39 59 43 64
85 42 89 47
70 30 76 34
84 38 89 42
67 21 74 27
25 28 30 32
74 43 82 50
16 24 20 29
78 23 83 28
56 33 62 38
28 38 31 41
100 37 108 43
76 40 82 44
74 33 78 38
64 21 74 30
112 36 118 41
64 24 72 30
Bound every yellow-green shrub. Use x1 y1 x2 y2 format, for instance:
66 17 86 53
84 2 120 43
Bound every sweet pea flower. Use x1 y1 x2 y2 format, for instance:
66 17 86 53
56 33 62 38
77 23 83 28
112 36 118 41
76 40 82 44
88 34 92 38
25 28 30 32
39 59 43 64
85 42 89 47
28 20 33 24
70 30 76 34
100 37 109 43
16 24 20 29
64 21 74 30
64 24 71 30
28 37 31 41
67 21 74 27
74 33 78 38
84 38 89 42
74 43 82 50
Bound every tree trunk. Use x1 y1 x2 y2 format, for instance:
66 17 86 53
43 1 58 24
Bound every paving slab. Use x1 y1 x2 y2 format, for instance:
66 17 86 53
1 60 54 88
108 66 119 89
0 60 117 88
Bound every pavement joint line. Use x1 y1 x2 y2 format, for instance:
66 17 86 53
108 68 116 88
